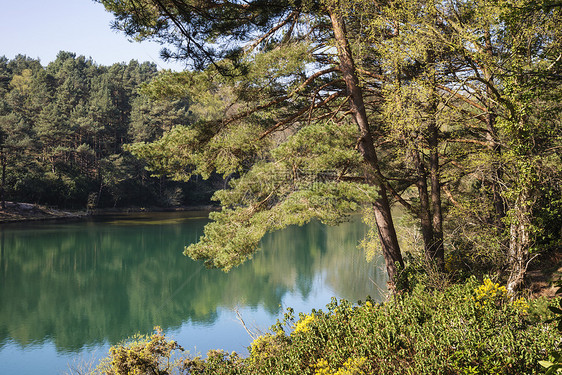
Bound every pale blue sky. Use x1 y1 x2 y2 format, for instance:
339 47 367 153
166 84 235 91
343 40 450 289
0 0 184 70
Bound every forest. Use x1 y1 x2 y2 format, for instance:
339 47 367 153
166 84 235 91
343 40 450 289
0 52 219 209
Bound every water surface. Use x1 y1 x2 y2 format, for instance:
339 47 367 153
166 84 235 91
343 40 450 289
0 212 387 374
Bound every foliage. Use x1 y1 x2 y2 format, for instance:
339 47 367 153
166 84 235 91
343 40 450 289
93 279 559 375
0 52 217 209
93 327 183 375
540 280 562 374
98 0 562 292
99 0 413 287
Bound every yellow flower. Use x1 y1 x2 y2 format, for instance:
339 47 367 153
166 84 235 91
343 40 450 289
312 357 367 375
336 357 367 375
473 278 507 309
313 358 332 375
293 314 315 334
511 297 530 313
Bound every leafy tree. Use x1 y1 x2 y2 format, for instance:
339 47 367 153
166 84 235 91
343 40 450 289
100 0 408 288
100 0 562 292
339 0 562 291
411 0 562 291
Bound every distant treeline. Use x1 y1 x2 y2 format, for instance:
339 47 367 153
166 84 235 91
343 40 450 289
0 52 219 209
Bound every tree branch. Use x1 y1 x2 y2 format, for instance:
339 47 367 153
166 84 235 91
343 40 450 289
245 11 299 53
259 91 342 139
437 84 487 112
221 67 338 129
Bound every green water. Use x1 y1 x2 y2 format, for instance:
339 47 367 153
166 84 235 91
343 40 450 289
0 212 387 374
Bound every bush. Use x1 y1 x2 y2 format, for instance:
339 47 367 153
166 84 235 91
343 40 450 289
243 279 557 374
91 279 560 375
93 327 184 375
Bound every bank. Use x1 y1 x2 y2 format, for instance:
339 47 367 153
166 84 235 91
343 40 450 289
0 201 219 224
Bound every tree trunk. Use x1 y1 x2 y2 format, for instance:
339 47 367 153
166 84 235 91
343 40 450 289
329 9 404 289
506 188 532 293
483 30 506 225
419 41 446 270
412 147 434 258
428 100 444 269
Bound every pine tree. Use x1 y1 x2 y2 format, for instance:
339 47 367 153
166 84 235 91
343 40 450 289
100 0 407 288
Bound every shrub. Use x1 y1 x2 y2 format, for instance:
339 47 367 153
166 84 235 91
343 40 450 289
91 279 559 375
93 327 183 375
242 278 558 374
539 280 562 374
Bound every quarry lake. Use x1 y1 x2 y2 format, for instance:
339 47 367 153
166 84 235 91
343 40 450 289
0 211 388 375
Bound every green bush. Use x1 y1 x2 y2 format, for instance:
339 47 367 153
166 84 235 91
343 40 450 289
92 279 560 375
244 279 557 375
539 280 562 374
93 327 184 375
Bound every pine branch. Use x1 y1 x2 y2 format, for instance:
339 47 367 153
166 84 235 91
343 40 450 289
218 67 338 131
259 91 342 139
245 11 300 53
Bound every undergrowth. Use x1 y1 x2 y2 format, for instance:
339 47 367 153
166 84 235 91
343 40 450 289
91 277 560 375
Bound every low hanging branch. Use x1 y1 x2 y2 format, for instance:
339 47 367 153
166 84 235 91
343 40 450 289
259 91 342 140
245 11 300 53
219 67 339 130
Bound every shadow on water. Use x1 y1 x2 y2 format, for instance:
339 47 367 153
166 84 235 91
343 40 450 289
0 212 387 353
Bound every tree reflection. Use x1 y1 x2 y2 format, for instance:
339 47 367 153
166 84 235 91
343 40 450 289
0 213 386 352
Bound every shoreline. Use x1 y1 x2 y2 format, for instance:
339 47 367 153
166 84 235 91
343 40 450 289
1 201 558 298
0 201 218 224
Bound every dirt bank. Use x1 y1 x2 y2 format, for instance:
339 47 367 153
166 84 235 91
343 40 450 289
0 201 217 223
0 202 87 223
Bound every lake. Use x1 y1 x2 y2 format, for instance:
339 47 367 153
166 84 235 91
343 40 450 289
0 211 388 374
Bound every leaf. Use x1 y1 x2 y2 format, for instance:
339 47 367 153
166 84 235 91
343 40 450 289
540 360 554 368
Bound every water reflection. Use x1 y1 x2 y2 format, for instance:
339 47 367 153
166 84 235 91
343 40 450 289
0 212 387 355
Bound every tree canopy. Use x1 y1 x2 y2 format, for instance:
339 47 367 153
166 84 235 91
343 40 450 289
99 0 562 291
0 52 221 209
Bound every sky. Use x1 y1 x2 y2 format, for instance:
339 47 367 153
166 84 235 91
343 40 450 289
0 0 185 71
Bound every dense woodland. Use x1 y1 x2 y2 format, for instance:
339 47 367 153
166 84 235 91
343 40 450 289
0 53 219 209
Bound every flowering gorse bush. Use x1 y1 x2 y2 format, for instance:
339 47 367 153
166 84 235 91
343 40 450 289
473 278 508 308
293 313 316 335
91 279 559 375
93 326 183 375
472 278 531 314
312 357 367 375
